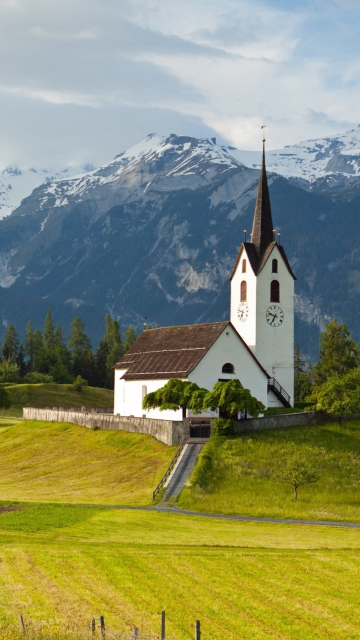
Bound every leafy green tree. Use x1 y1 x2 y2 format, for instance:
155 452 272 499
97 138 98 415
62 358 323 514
72 375 88 392
143 379 208 419
0 359 20 383
203 379 265 419
294 344 313 401
313 319 360 385
273 452 321 500
311 368 360 425
2 325 20 362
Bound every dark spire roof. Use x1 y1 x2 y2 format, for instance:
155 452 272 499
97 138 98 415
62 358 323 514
250 139 274 256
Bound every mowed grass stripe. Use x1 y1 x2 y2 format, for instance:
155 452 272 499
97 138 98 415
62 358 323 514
1 508 360 638
0 421 176 504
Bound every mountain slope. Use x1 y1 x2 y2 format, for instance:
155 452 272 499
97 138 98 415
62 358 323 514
0 131 359 358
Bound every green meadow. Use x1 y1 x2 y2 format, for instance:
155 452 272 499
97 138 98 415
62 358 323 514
178 421 360 522
0 504 359 639
0 420 176 505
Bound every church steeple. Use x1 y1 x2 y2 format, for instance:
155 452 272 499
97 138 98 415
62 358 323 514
250 138 274 256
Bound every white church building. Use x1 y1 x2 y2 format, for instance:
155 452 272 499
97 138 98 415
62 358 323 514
114 141 296 421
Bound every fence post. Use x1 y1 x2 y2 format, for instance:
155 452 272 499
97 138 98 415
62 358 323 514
91 618 96 635
100 616 105 638
19 615 26 634
133 627 139 638
195 620 201 640
161 611 166 639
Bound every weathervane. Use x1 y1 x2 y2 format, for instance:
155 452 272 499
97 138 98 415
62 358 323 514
261 124 267 142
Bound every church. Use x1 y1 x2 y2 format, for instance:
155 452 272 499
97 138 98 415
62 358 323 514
114 139 296 421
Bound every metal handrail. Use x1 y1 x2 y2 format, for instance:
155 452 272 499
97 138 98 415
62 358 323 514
268 377 291 404
153 434 188 500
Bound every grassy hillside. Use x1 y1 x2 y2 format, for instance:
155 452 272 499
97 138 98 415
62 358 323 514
0 383 114 418
178 420 360 522
0 505 359 639
0 421 176 505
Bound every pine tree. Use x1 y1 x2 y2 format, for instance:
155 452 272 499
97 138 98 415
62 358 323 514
68 317 92 353
16 344 27 378
43 308 56 349
123 327 137 354
294 344 312 401
2 325 20 362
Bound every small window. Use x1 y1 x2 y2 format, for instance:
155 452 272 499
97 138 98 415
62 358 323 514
242 259 246 273
222 363 235 374
272 259 278 273
241 280 247 302
142 385 147 399
270 280 280 302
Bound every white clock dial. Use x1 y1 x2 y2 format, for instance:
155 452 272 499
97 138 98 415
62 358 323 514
266 305 284 327
237 302 249 322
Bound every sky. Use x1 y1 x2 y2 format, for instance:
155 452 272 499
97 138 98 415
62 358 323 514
0 0 359 170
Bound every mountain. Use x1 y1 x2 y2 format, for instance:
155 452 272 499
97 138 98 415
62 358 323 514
0 130 359 359
0 163 95 220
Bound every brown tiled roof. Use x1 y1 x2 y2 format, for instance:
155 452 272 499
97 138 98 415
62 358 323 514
115 322 229 380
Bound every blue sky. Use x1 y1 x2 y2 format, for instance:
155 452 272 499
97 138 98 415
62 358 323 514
0 0 359 168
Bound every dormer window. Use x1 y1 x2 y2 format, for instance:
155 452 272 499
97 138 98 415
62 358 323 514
272 259 278 273
222 363 235 374
241 280 247 302
270 280 280 302
242 259 246 273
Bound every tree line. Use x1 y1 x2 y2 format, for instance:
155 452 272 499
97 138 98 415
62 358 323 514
0 309 137 389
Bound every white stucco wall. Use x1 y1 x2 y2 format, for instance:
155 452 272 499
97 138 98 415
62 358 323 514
188 323 269 409
230 246 257 346
114 370 184 420
255 245 294 404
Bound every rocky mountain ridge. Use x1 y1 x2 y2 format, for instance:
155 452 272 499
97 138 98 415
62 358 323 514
0 130 359 358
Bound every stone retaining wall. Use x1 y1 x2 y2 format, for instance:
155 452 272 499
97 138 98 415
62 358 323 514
22 408 186 446
233 411 317 433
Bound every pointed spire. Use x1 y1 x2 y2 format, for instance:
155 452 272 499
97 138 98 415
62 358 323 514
250 137 274 256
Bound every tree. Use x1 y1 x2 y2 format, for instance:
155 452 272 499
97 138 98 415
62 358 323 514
16 344 27 378
273 452 320 500
68 317 92 353
313 319 360 385
123 327 137 355
43 308 56 350
2 325 20 362
143 379 208 419
24 322 43 372
203 379 265 419
0 386 11 410
0 359 20 383
311 368 360 425
96 315 123 389
72 375 88 392
294 344 313 401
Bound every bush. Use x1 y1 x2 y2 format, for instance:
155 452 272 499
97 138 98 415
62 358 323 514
0 360 20 383
211 418 234 437
0 386 11 409
72 375 88 392
21 372 54 384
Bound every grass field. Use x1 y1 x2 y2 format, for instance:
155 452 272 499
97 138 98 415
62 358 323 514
0 383 114 419
178 420 360 522
0 421 176 505
0 504 360 639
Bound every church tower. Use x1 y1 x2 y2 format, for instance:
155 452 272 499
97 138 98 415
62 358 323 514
230 136 295 406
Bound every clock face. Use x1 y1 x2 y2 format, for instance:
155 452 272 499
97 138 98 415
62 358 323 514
237 302 249 322
266 305 284 327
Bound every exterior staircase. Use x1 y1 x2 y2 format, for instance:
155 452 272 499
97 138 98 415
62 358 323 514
268 377 291 408
153 437 207 503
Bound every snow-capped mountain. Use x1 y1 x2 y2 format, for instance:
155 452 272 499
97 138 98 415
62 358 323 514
0 130 359 359
0 163 95 220
229 125 360 188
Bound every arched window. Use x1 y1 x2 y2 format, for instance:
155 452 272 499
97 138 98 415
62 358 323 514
222 363 235 374
272 259 278 273
242 259 246 273
241 280 247 302
142 385 147 399
270 280 280 302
